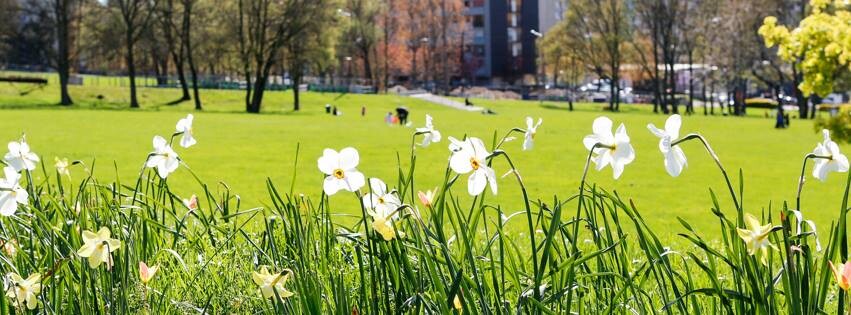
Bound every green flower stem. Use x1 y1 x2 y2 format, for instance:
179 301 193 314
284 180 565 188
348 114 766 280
489 149 539 302
494 128 525 151
672 133 740 213
796 153 832 211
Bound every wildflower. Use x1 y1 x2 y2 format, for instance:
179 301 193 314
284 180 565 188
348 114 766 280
523 117 542 151
0 167 28 216
146 136 180 179
5 272 41 310
139 261 160 284
4 140 39 172
583 116 635 179
448 137 497 196
417 189 437 208
76 227 121 269
252 267 294 301
363 178 401 214
736 213 777 266
317 147 365 195
183 194 198 211
829 261 851 291
647 114 687 177
54 157 71 177
812 129 849 181
453 293 462 312
416 114 442 147
175 114 197 148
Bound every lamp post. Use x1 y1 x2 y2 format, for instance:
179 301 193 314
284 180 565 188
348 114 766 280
530 29 544 87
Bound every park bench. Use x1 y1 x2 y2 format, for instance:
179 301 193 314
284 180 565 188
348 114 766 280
0 77 48 85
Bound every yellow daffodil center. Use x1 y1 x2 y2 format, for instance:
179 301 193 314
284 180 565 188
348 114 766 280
609 144 617 155
378 197 385 204
333 169 345 179
470 158 480 170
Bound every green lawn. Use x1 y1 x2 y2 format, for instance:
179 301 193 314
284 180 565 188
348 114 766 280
0 73 845 240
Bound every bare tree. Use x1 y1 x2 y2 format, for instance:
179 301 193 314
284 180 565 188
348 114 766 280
158 0 190 101
236 0 334 113
181 0 201 110
569 0 629 111
52 0 75 105
115 0 158 108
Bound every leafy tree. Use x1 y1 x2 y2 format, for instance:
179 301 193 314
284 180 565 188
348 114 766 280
760 0 851 97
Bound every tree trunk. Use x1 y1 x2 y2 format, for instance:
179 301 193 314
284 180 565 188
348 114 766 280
183 0 201 110
126 28 139 108
56 0 73 105
360 44 373 87
293 73 301 111
687 50 694 115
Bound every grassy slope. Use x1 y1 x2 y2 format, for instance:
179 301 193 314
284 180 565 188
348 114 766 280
0 73 845 240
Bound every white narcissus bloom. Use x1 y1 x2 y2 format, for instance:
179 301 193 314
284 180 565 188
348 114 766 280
583 116 635 179
416 114 442 147
812 129 849 181
448 137 497 196
523 117 542 151
647 114 687 177
317 147 366 195
362 178 402 240
54 157 71 177
146 136 180 179
252 267 294 301
176 114 197 148
5 272 41 310
0 167 28 216
76 227 121 269
362 178 401 216
4 140 39 172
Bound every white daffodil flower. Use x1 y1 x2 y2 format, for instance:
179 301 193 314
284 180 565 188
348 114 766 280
523 117 542 151
317 147 366 195
175 114 196 148
146 136 180 179
54 157 71 177
0 167 27 216
647 114 687 177
813 129 849 181
583 116 635 179
5 272 41 310
252 267 294 301
362 178 403 240
4 140 39 172
449 137 497 196
76 227 121 269
362 178 401 216
416 115 442 147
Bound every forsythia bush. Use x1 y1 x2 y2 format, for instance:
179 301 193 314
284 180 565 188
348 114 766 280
759 0 851 97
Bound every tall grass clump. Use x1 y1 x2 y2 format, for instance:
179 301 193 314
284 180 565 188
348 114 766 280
0 113 849 314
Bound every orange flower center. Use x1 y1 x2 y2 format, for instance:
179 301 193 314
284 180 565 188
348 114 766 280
333 169 345 179
470 158 480 170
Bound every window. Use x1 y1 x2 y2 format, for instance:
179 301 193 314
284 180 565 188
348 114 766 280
473 15 484 27
512 43 522 57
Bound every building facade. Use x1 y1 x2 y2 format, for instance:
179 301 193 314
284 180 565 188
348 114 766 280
462 0 564 86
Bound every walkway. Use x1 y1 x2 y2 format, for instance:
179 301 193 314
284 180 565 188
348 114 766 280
409 93 483 112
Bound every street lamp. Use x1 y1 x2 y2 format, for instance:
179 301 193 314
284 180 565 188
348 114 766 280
530 29 545 87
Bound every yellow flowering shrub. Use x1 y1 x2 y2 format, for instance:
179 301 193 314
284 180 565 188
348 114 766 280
759 0 851 96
